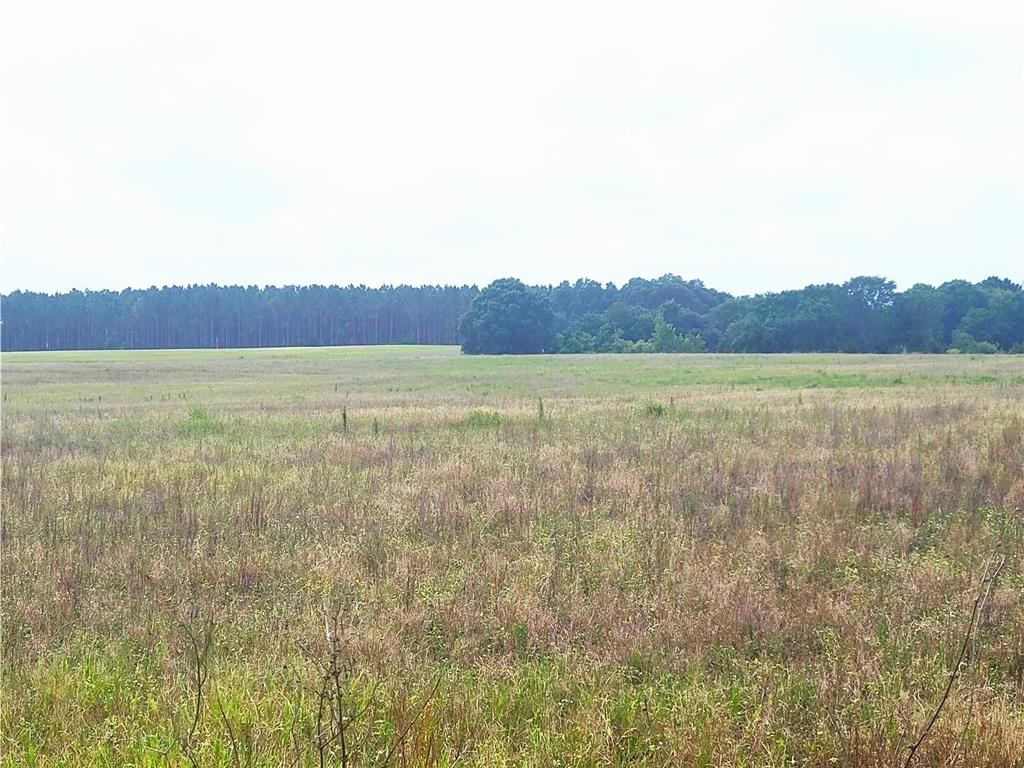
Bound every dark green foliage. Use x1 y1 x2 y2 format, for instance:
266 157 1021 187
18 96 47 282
937 279 988 344
949 331 999 354
543 273 1020 355
459 278 555 354
604 301 656 343
840 276 896 351
648 317 686 352
3 274 1021 354
891 284 945 352
645 318 706 353
0 283 478 351
957 290 1024 352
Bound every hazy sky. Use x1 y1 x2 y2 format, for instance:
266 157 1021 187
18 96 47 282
2 1 1021 295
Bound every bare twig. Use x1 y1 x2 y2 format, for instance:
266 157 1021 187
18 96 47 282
953 551 1006 761
178 620 213 768
903 553 1004 767
381 674 443 767
216 692 243 768
313 603 379 768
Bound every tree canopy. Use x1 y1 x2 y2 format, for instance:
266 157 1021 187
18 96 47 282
458 278 554 354
2 274 1021 354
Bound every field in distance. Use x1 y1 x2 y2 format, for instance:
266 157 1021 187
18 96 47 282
2 347 1023 766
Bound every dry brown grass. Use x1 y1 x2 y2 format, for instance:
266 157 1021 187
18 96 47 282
1 348 1022 766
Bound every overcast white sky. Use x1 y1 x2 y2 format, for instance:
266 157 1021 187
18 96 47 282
2 1 1022 295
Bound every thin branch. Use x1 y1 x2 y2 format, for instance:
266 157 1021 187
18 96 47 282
903 554 1004 768
381 674 443 767
216 691 243 768
178 620 213 768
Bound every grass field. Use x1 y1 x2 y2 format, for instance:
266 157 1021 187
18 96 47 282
2 347 1023 767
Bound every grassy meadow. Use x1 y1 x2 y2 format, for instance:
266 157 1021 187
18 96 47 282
2 346 1023 767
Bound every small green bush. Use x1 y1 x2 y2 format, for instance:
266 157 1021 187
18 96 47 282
181 406 222 437
466 409 502 428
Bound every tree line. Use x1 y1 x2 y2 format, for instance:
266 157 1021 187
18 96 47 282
460 275 1022 354
0 284 478 351
1 274 1021 353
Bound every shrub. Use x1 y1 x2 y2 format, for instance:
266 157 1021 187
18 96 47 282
644 402 667 417
466 409 502 428
182 406 222 437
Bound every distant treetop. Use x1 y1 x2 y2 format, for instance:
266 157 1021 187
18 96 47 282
458 278 554 354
